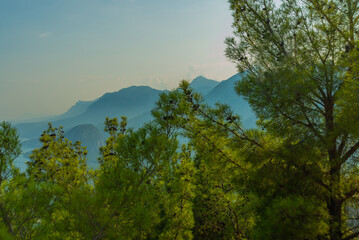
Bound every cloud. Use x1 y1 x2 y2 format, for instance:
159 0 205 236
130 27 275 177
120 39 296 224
39 32 52 38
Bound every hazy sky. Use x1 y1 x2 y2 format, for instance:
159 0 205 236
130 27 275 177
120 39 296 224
0 0 238 121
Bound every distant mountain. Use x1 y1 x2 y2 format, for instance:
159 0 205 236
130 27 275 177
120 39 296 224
15 75 254 140
205 73 256 128
52 86 164 133
82 86 162 122
16 86 164 138
15 100 94 138
14 74 257 171
54 100 95 121
64 124 105 167
128 111 154 129
190 76 219 95
21 137 42 150
124 74 256 129
10 113 56 125
16 121 50 140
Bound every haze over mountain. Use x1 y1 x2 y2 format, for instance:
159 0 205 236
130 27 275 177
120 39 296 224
14 74 256 169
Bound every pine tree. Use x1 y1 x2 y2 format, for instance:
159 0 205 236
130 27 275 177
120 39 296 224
225 0 359 239
24 123 91 239
0 121 21 237
153 83 255 238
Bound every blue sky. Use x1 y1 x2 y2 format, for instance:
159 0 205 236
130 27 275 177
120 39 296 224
0 0 237 121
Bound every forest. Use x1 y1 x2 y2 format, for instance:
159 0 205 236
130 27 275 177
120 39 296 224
2 0 359 239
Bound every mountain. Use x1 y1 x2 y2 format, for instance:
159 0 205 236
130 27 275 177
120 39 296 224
124 74 256 129
15 86 164 139
54 100 95 121
128 111 154 129
10 113 56 124
64 124 105 167
21 138 42 150
190 76 219 95
205 72 256 128
15 75 255 140
82 86 162 122
48 86 164 133
16 121 50 140
13 74 257 171
56 86 163 129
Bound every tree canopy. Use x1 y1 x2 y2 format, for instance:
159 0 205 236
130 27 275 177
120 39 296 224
225 0 359 239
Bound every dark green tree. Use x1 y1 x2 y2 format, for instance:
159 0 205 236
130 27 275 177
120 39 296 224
0 121 21 237
153 82 256 239
225 0 359 239
96 119 181 239
0 121 21 184
23 123 92 239
159 145 196 240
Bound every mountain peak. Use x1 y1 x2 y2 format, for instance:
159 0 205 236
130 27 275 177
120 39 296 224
120 85 154 91
190 76 219 95
192 75 207 81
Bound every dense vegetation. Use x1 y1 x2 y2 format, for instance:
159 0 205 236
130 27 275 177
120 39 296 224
2 0 359 239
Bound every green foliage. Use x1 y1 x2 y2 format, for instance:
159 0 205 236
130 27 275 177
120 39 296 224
28 123 90 187
1 173 49 239
3 1 359 239
159 145 196 240
225 0 359 239
95 120 181 239
0 122 22 238
0 222 14 240
153 84 256 239
98 116 127 167
254 196 328 240
0 121 21 181
21 123 92 239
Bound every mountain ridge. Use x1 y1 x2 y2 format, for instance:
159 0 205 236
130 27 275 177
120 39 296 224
14 73 256 170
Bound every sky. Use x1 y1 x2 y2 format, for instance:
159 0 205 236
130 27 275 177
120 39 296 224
0 0 238 121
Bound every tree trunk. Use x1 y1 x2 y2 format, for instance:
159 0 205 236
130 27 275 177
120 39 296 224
328 168 342 240
328 198 342 239
325 92 343 239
